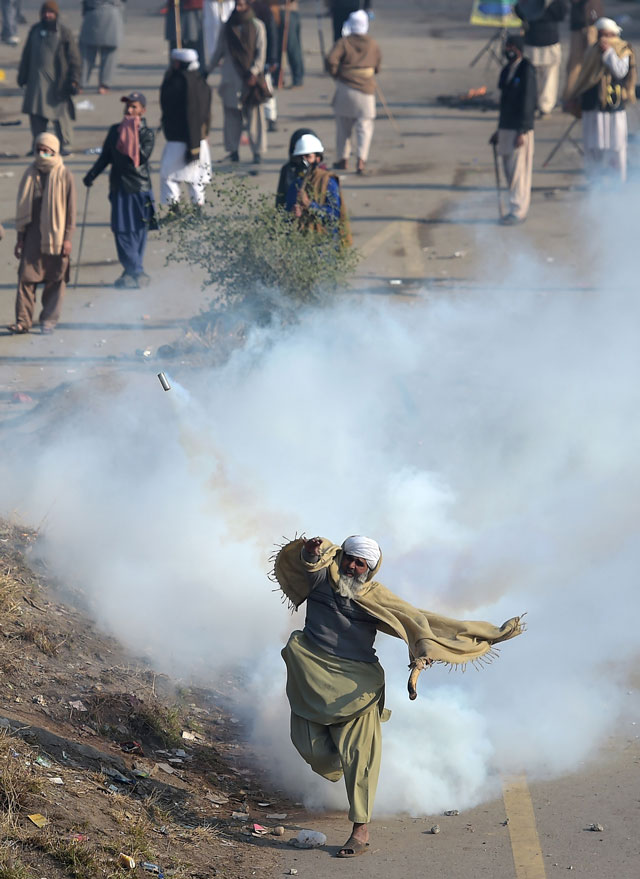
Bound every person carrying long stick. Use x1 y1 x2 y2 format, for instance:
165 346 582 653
489 34 537 225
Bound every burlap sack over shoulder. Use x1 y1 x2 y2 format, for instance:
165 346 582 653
273 537 524 667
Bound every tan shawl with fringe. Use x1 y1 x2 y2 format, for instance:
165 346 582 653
16 134 68 255
566 39 637 116
273 537 524 667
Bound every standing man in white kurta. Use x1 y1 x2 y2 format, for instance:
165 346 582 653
567 17 636 181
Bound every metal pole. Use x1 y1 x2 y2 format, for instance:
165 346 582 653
278 0 291 89
492 141 504 220
374 81 402 138
173 0 182 50
542 118 579 168
73 187 90 289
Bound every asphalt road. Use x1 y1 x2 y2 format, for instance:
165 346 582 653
1 4 639 878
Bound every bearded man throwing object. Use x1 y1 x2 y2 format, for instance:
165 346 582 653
274 535 523 858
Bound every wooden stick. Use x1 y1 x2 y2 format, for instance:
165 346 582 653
278 0 291 89
374 81 402 138
173 0 182 50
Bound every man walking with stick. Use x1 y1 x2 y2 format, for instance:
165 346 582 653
490 35 536 225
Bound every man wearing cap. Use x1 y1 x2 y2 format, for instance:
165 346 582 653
209 0 267 164
326 9 381 175
10 132 76 335
490 34 537 225
160 48 212 208
83 93 157 288
566 17 637 181
273 534 523 858
284 133 350 245
18 1 81 155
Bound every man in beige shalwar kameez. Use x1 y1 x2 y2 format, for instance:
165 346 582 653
325 10 381 175
274 534 523 858
9 132 76 335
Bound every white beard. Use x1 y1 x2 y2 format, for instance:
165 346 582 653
335 571 368 599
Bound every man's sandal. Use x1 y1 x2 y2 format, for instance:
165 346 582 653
336 837 369 858
8 323 29 334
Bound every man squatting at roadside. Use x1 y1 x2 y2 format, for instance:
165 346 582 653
490 34 537 226
274 534 524 858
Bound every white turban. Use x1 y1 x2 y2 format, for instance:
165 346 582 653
595 17 622 35
342 535 381 569
171 47 200 68
342 10 369 37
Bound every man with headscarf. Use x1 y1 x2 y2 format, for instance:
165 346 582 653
564 0 603 100
284 132 351 246
326 9 381 175
566 17 636 181
18 1 81 155
165 0 205 74
490 34 537 225
515 0 567 117
209 0 267 164
9 132 76 335
274 534 523 858
160 48 212 208
83 92 156 288
79 0 125 95
203 0 234 70
326 0 372 45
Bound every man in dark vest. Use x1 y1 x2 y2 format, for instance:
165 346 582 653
490 35 537 225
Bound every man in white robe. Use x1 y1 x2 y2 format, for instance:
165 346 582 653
203 0 234 70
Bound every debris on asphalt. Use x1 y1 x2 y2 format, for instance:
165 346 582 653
77 101 95 111
286 870 298 876
587 823 604 832
436 88 499 110
444 809 459 816
430 824 440 834
290 829 327 849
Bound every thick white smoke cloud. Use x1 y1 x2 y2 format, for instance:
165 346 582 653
2 200 639 816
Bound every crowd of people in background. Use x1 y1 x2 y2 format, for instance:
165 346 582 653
2 0 637 333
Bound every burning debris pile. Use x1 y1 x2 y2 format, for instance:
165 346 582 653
437 87 499 111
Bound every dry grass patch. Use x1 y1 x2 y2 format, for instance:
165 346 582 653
0 733 43 828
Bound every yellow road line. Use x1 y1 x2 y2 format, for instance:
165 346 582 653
502 774 547 879
358 220 400 260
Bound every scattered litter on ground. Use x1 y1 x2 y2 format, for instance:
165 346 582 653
120 740 144 754
77 101 95 111
232 811 250 821
12 392 35 404
206 792 229 805
118 853 136 870
389 279 403 286
102 766 132 784
266 813 288 820
258 802 272 807
452 251 465 258
502 818 510 826
444 809 459 816
290 829 327 849
587 823 604 832
156 762 175 775
48 776 64 785
430 824 440 834
27 814 49 828
66 833 88 842
32 693 46 704
35 755 52 768
68 699 87 711
286 870 298 875
106 783 120 793
272 825 285 836
0 171 15 178
141 862 161 874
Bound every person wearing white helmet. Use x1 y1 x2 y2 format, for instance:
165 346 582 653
325 9 381 175
565 17 637 181
273 533 524 858
284 132 350 244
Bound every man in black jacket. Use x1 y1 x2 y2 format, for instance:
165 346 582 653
515 0 566 116
83 92 156 288
490 35 537 225
159 48 212 207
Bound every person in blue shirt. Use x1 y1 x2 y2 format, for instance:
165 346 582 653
284 132 348 243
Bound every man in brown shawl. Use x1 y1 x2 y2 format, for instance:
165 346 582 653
326 9 381 175
274 534 523 858
565 16 636 181
209 0 267 163
9 132 76 335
